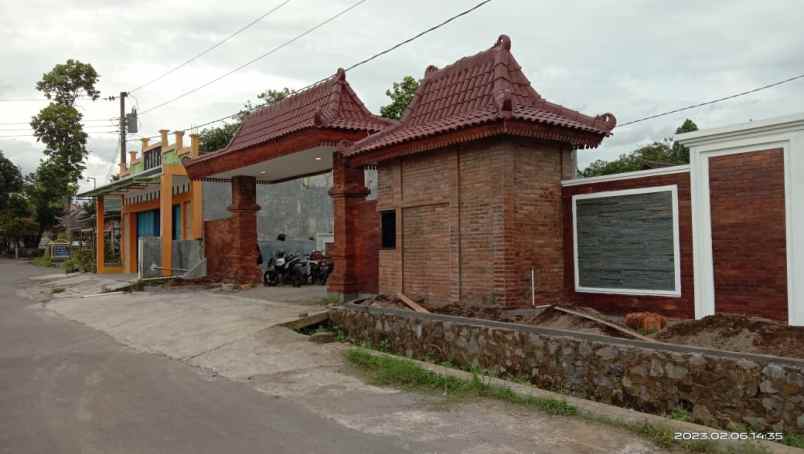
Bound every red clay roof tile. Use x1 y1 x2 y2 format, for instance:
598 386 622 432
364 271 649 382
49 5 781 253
349 35 616 157
225 68 393 154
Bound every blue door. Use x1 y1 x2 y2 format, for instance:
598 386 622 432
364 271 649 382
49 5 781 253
136 209 160 238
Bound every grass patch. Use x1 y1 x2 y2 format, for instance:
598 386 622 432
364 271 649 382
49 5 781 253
783 433 804 449
346 347 773 454
345 347 575 416
32 256 53 267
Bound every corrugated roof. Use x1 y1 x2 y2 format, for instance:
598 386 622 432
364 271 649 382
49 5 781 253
349 35 616 156
224 69 393 154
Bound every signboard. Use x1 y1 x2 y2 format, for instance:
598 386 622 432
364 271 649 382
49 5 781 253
49 242 71 261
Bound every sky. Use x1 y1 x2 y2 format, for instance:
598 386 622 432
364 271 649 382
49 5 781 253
1 0 803 193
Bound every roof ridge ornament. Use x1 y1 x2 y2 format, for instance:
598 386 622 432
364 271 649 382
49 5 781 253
592 112 617 131
425 65 439 77
335 67 346 82
496 34 511 51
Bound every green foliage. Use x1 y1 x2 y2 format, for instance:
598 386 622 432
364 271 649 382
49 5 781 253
379 76 419 120
25 160 72 234
670 407 690 421
580 119 699 177
783 434 804 449
32 255 53 267
62 247 95 273
345 348 576 416
25 59 100 238
30 103 88 184
0 151 23 210
199 122 241 153
35 59 100 105
199 88 291 153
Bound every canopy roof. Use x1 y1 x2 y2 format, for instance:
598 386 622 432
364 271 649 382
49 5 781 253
185 69 393 180
348 35 616 164
77 166 161 198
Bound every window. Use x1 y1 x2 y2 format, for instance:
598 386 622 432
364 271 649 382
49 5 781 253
572 185 680 297
380 210 396 249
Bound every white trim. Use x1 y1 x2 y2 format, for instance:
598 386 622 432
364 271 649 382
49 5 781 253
572 185 682 298
677 112 804 147
561 165 690 187
690 137 800 324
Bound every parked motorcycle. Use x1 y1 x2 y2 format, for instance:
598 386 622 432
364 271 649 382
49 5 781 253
308 251 333 285
264 251 304 286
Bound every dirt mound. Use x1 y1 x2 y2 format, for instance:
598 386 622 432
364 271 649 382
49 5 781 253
356 294 412 310
656 314 804 359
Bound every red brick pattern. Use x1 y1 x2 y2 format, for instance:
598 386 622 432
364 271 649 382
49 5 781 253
709 149 787 321
327 152 379 297
402 203 451 304
205 176 262 284
562 172 695 318
378 136 567 308
350 199 379 294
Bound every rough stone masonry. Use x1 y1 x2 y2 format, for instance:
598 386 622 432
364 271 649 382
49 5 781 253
332 304 804 434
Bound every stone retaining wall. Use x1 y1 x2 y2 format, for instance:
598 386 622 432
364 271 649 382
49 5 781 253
332 304 804 433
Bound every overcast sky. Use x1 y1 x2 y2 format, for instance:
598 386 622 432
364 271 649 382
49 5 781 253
1 0 803 193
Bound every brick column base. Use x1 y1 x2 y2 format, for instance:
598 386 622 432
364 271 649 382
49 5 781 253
226 175 261 284
327 151 370 301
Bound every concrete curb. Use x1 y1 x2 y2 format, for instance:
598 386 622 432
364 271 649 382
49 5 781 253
359 349 801 454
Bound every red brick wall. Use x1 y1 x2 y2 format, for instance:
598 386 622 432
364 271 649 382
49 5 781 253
403 203 450 303
709 149 787 321
377 136 566 307
205 217 236 282
561 172 695 318
351 199 379 294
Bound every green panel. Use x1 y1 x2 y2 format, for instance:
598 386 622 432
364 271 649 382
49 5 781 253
131 160 145 174
162 150 181 165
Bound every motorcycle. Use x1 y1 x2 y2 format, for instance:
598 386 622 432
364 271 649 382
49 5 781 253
264 251 304 286
308 251 333 285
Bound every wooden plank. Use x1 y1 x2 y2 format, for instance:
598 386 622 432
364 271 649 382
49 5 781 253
397 293 430 314
281 311 330 331
552 306 656 343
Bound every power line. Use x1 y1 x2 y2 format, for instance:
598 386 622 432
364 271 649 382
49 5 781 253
139 0 370 116
137 0 494 138
618 72 804 128
129 0 295 94
0 131 120 139
0 118 118 125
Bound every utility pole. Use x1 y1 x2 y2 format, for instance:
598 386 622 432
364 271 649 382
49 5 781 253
119 91 128 172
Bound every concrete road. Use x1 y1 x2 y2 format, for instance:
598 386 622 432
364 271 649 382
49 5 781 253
0 260 408 454
4 260 663 454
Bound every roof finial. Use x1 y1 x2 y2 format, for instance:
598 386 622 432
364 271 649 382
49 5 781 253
496 34 511 51
425 65 439 77
335 68 346 82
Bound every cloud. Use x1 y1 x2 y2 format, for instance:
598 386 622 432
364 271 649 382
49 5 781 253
2 0 803 186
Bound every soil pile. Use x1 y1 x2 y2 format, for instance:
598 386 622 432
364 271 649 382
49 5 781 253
656 314 804 359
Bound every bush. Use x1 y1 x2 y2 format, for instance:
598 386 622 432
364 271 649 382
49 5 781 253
32 255 53 267
62 248 96 273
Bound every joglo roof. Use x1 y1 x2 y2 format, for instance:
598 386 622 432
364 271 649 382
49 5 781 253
348 34 616 160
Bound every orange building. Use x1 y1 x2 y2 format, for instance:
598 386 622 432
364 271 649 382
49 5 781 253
79 130 204 276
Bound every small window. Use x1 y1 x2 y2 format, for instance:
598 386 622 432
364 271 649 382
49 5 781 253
380 210 396 249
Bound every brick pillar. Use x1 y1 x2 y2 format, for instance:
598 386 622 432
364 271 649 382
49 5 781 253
226 175 261 284
96 196 105 273
328 151 369 301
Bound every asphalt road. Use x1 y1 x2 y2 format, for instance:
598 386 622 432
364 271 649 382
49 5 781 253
0 260 408 454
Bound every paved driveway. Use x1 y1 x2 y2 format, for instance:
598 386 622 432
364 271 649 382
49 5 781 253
4 261 662 454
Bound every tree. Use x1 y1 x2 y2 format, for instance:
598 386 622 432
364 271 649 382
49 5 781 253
35 59 100 105
25 159 72 235
379 76 419 120
579 119 699 177
31 59 100 195
199 88 291 153
0 151 23 210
